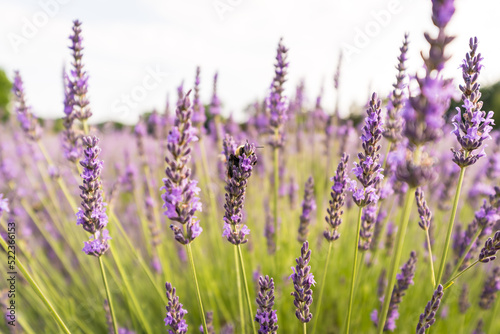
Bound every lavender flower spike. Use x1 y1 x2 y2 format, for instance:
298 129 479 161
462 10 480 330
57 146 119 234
267 38 289 149
298 176 316 243
222 138 258 245
384 33 409 145
12 71 42 141
415 188 432 231
68 20 92 121
451 37 494 167
372 251 417 331
416 284 444 334
479 230 500 263
164 282 188 334
77 136 110 257
290 241 315 323
347 92 384 207
479 267 500 309
255 275 278 334
324 153 349 242
162 91 203 245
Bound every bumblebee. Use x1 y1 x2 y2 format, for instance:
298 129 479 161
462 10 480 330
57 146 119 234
227 144 260 178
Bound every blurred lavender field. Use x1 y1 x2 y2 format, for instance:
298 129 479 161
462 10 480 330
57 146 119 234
1 0 500 333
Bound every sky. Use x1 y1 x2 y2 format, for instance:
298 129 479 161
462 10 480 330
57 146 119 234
1 0 500 124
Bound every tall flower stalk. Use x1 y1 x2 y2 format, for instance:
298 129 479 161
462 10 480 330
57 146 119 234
379 2 456 331
161 91 207 333
267 38 288 272
346 93 384 333
290 241 315 333
223 138 258 334
415 188 436 286
313 153 348 334
436 37 494 286
76 135 116 334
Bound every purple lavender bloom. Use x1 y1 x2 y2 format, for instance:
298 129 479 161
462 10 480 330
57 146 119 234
61 70 81 162
348 93 384 207
0 194 9 217
164 282 188 334
455 188 500 267
392 143 437 188
458 284 470 314
255 275 278 334
359 203 377 251
193 66 206 127
288 176 299 209
479 267 500 309
223 138 257 245
416 284 444 334
199 311 215 334
77 136 110 257
298 176 316 243
372 251 417 331
479 230 500 263
403 0 456 147
324 153 349 242
290 241 315 323
415 188 432 230
209 72 221 116
161 92 203 245
68 20 91 121
384 33 409 145
12 71 42 141
431 0 455 28
451 37 494 167
267 38 289 149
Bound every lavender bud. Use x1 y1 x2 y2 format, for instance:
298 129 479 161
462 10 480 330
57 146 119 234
68 20 92 121
479 230 500 263
290 241 315 323
164 282 188 334
324 153 349 242
458 284 470 314
451 37 494 167
347 93 384 207
479 267 500 309
255 275 278 334
12 71 42 141
161 91 203 245
416 284 444 334
267 38 289 149
77 136 110 257
223 139 258 245
384 33 409 145
372 251 417 331
298 176 316 243
415 188 432 230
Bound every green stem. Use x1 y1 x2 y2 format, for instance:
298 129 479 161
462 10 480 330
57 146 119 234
186 243 208 334
443 260 479 290
436 167 466 287
273 146 279 273
345 206 363 334
312 241 333 334
304 322 307 334
234 246 246 334
237 245 257 334
425 228 436 287
448 228 482 283
82 119 90 135
109 248 153 333
0 236 72 334
377 189 415 334
98 256 118 334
